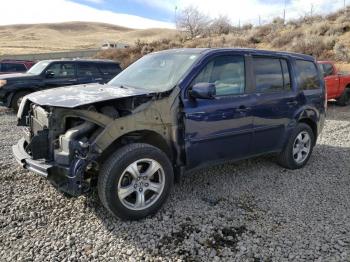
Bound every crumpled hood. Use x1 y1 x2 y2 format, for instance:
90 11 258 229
25 83 153 108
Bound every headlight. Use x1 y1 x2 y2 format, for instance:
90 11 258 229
0 80 7 87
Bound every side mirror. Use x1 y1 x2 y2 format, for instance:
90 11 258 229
190 83 216 99
45 70 55 78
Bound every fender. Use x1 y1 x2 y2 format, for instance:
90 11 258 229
91 87 181 154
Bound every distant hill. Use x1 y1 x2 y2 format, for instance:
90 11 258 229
0 21 177 55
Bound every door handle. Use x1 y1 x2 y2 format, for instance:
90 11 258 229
287 101 298 106
237 105 250 112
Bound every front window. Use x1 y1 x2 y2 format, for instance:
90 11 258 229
191 55 246 96
109 51 200 92
322 63 334 77
46 63 75 78
27 61 50 75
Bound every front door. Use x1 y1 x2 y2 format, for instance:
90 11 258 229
183 54 255 168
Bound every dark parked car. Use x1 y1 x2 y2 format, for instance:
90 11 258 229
0 59 35 74
0 59 122 110
13 48 326 220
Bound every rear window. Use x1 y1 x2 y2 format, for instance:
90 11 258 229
99 63 121 75
296 60 320 90
0 63 26 72
77 63 101 77
253 57 291 93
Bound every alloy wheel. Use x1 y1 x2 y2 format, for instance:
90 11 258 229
117 158 165 211
292 131 311 164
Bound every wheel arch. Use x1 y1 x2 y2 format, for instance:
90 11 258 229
8 89 33 107
98 129 174 164
298 117 317 143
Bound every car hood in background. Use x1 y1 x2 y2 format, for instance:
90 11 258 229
0 73 36 80
26 83 153 108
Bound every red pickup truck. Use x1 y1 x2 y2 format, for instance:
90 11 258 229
318 61 350 106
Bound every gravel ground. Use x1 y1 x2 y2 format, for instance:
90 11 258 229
0 104 349 262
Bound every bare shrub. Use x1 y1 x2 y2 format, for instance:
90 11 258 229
176 6 210 38
271 30 303 48
241 24 253 31
308 22 330 36
334 43 350 62
290 36 327 57
210 15 232 35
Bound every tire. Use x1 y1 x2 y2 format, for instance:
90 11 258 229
10 91 29 111
336 88 350 106
98 143 174 220
277 123 315 170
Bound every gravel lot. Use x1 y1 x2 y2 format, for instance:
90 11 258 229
0 104 349 262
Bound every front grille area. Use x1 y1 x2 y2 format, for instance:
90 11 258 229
26 129 50 160
25 106 51 160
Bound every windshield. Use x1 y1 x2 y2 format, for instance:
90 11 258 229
109 52 200 92
27 61 50 75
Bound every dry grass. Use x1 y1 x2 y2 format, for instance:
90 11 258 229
336 63 350 72
0 22 176 55
97 7 350 67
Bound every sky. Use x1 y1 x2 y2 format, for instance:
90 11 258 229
0 0 346 29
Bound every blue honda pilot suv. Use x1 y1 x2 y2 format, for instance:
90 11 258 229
13 48 326 220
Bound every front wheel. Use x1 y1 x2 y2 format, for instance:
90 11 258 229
278 123 315 169
98 143 174 220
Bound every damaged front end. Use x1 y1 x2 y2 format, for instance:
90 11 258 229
13 103 101 196
12 87 182 196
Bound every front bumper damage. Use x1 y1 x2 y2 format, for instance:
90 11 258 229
13 138 52 177
12 137 90 197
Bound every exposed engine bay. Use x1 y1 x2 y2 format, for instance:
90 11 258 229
16 88 182 196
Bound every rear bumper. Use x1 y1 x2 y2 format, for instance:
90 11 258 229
12 138 52 177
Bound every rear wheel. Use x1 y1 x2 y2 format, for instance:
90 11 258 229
278 123 315 169
336 88 350 106
10 91 29 111
98 143 174 220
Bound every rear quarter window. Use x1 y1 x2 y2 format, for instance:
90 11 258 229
296 60 321 90
77 63 101 77
99 63 121 75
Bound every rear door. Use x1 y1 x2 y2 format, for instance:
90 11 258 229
77 62 104 84
183 54 255 168
250 56 298 154
43 62 77 88
321 63 339 99
98 63 122 82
